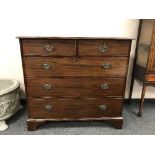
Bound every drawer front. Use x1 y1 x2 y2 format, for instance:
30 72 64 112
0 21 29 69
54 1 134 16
28 98 123 119
26 78 125 98
146 74 155 81
78 39 131 56
22 39 75 56
24 57 128 77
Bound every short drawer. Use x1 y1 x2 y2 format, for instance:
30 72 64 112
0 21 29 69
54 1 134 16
22 39 75 56
24 57 128 77
26 77 125 98
78 39 131 56
28 98 123 119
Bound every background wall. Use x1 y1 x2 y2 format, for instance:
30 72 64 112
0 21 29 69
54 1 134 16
0 1 154 99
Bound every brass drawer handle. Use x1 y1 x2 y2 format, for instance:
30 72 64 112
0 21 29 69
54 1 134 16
44 105 53 111
100 83 109 90
101 63 112 69
42 63 52 70
99 104 107 111
44 44 54 52
99 43 109 53
42 84 52 90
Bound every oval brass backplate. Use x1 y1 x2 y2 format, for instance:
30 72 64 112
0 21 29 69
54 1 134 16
42 64 52 70
101 63 112 69
44 105 53 111
99 104 107 111
42 84 52 90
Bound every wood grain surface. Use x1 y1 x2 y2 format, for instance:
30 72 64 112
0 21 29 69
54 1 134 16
28 98 123 119
26 77 125 98
24 57 128 77
78 39 131 56
22 39 75 56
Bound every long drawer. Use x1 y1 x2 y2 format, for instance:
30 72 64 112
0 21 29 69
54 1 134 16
28 98 123 119
24 57 128 77
22 39 75 56
78 39 131 56
26 77 125 98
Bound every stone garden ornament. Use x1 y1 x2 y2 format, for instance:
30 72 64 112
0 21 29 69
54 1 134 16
0 79 22 131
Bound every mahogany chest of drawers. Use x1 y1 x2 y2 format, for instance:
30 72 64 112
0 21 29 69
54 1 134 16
18 37 132 130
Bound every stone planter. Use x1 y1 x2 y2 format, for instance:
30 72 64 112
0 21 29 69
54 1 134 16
0 79 21 131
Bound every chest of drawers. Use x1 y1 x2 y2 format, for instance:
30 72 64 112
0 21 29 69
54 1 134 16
18 37 131 131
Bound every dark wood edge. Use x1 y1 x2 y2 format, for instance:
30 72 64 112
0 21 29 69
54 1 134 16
21 98 155 105
19 39 30 118
147 71 155 74
143 82 155 85
24 76 127 79
26 97 124 99
24 75 128 78
20 54 130 58
27 117 123 121
17 36 133 40
27 117 123 130
20 55 130 58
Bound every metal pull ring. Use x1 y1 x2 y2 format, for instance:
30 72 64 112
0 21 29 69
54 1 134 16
100 83 109 90
101 63 112 69
42 64 51 70
99 43 109 53
99 104 107 111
